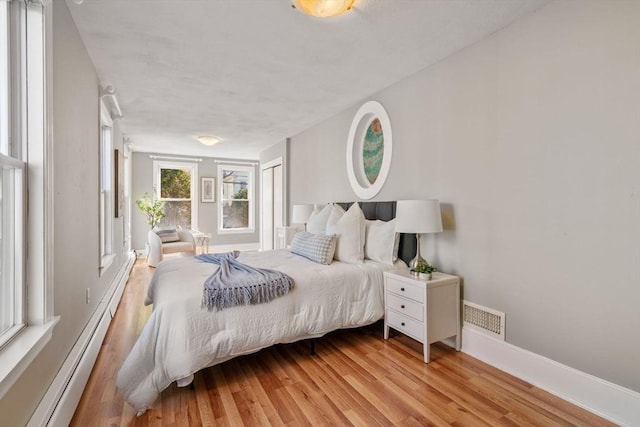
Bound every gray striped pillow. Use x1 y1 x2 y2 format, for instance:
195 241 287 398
155 228 180 243
290 232 336 265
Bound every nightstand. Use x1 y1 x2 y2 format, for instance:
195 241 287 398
190 231 211 254
276 225 303 249
383 270 461 363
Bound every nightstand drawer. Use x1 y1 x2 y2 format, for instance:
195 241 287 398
386 292 423 321
386 277 424 303
386 310 424 342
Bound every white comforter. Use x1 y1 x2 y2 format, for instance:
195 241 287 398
117 250 399 412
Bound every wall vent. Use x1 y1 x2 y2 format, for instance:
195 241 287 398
463 301 506 341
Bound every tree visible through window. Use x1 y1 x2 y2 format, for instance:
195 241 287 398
154 162 197 230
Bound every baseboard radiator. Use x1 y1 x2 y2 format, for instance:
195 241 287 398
27 252 136 427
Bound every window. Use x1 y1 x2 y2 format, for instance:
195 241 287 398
0 0 25 349
0 0 8 155
0 156 25 346
99 102 113 273
0 0 57 399
218 165 254 233
153 161 198 230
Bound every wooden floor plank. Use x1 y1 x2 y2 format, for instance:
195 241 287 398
288 346 392 426
71 260 615 426
212 367 245 426
269 385 310 426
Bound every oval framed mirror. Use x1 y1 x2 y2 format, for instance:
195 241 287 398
346 100 393 199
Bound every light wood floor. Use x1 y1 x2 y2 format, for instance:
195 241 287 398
71 260 613 426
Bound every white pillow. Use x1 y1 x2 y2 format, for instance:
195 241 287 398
326 204 365 264
364 219 399 265
307 203 333 234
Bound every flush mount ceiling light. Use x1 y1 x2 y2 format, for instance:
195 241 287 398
197 135 221 146
291 0 355 18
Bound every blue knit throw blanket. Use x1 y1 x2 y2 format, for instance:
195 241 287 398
196 251 294 311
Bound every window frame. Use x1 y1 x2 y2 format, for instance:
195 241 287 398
98 100 114 274
217 164 255 234
0 0 58 400
152 160 198 231
0 0 9 156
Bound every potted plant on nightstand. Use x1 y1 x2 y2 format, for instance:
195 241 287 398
412 262 437 280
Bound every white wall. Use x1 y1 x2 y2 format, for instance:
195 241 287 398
0 1 130 424
131 152 260 250
290 0 640 392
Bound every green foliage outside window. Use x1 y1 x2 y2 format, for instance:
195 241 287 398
234 188 248 200
160 168 191 198
158 168 192 229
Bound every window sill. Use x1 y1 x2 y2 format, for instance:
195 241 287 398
217 228 255 235
0 317 59 400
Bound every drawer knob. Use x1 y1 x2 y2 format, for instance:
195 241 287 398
401 322 405 326
401 305 405 309
400 287 405 291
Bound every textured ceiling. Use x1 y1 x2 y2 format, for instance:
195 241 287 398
67 0 549 159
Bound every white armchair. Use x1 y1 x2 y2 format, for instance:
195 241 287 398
147 229 196 267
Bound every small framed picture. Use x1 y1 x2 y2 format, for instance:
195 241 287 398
201 177 215 203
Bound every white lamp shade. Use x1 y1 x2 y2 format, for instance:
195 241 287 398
395 200 443 234
292 204 314 224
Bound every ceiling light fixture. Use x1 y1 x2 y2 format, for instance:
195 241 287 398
197 136 221 146
291 0 355 18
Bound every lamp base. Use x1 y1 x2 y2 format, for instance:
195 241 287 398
409 233 428 269
409 254 427 270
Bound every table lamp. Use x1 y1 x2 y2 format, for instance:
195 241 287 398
395 200 443 269
292 204 314 231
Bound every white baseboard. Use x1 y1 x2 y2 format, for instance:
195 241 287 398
461 326 640 427
27 252 136 427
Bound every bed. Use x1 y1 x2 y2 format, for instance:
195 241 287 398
117 201 416 413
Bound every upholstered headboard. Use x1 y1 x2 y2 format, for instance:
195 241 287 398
336 201 416 267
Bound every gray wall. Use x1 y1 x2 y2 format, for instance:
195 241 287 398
0 1 130 424
289 0 640 392
131 152 260 249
